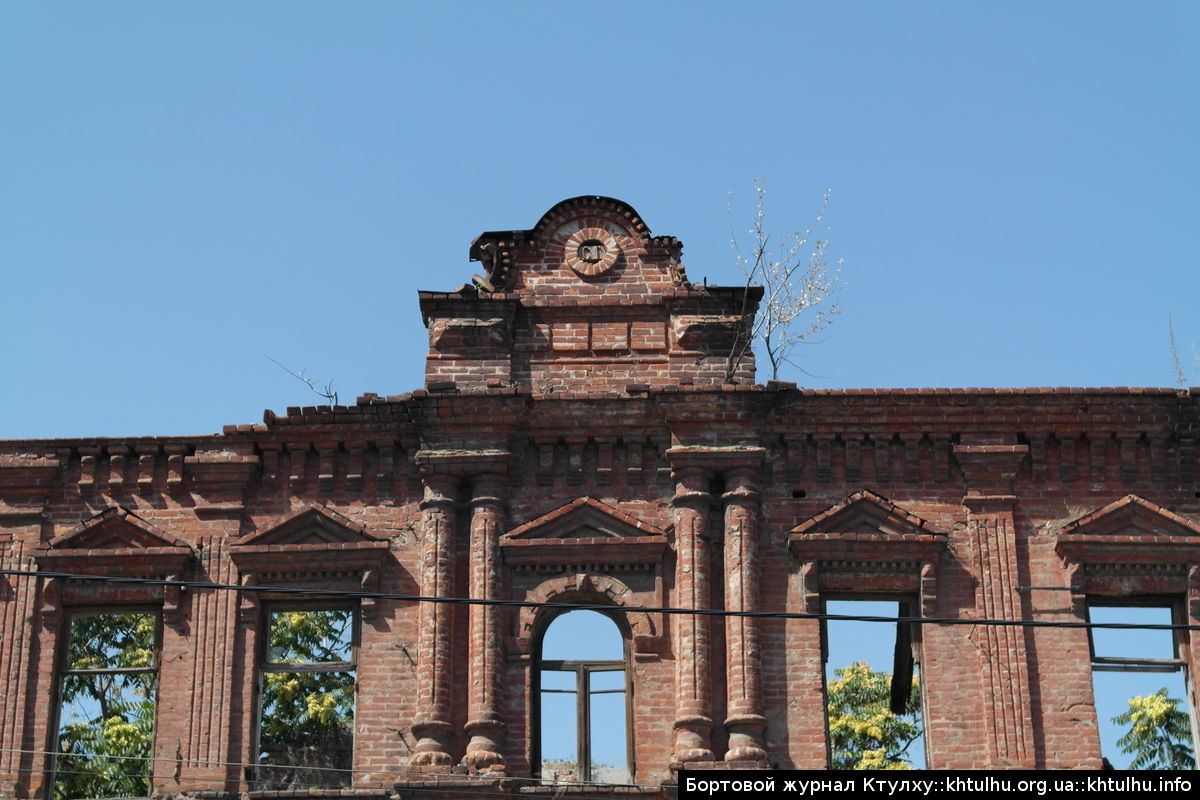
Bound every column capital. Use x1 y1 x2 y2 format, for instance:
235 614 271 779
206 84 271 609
469 473 509 508
419 473 461 511
666 445 766 474
721 467 761 503
414 448 510 478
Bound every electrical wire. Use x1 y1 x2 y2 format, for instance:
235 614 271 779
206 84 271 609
0 746 668 797
3 568 1197 632
2 568 1193 794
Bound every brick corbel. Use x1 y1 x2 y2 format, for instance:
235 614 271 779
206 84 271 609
952 444 1028 499
1189 565 1200 627
413 448 511 480
184 448 259 513
0 454 60 519
665 445 766 474
799 561 820 615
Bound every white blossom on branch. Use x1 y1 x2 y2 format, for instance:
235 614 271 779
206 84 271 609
726 180 845 382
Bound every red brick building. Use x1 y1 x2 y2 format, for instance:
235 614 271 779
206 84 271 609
1 196 1197 798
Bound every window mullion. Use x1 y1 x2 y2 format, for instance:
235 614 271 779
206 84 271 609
577 665 590 783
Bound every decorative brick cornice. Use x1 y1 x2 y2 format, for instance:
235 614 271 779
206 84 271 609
0 454 60 500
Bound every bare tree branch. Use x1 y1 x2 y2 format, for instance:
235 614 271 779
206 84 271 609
725 180 845 382
266 355 339 407
1168 314 1186 390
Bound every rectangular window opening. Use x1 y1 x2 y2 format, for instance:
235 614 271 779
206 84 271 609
1088 602 1196 770
254 607 357 790
822 599 924 770
54 609 159 800
538 661 629 784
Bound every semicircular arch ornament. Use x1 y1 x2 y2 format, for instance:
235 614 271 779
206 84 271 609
563 227 621 277
518 573 654 647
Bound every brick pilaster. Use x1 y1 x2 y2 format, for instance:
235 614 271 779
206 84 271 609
669 465 716 765
410 472 460 769
722 466 768 764
462 473 508 773
954 444 1035 767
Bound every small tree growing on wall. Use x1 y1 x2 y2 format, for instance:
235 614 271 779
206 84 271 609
725 180 844 383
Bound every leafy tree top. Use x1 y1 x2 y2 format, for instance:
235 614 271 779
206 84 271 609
1113 688 1194 770
827 661 921 770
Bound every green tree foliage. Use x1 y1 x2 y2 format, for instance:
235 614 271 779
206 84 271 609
826 661 922 770
257 609 355 789
1112 688 1195 770
55 612 156 799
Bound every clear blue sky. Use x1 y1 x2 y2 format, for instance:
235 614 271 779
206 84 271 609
2 1 1197 439
3 1 1196 772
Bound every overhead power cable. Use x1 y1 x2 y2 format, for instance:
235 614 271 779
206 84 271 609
4 569 1196 632
0 746 666 798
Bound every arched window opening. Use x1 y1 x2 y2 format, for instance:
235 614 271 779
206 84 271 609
538 610 630 784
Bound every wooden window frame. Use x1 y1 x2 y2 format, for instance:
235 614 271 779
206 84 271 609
253 602 359 790
51 606 162 799
1085 597 1197 769
533 610 633 784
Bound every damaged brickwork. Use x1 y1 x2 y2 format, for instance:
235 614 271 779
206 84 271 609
1 197 1198 798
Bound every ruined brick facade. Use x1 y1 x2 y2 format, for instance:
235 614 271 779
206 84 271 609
1 196 1198 798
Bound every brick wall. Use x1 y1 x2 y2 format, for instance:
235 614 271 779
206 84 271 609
1 198 1198 798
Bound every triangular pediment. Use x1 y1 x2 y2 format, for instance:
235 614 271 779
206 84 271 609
790 490 940 538
501 497 667 568
48 507 189 551
235 504 381 547
504 497 665 542
1058 495 1200 541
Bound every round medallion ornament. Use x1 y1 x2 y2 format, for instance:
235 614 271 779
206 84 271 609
563 227 620 277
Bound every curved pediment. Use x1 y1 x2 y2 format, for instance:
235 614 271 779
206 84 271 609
467 196 688 295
